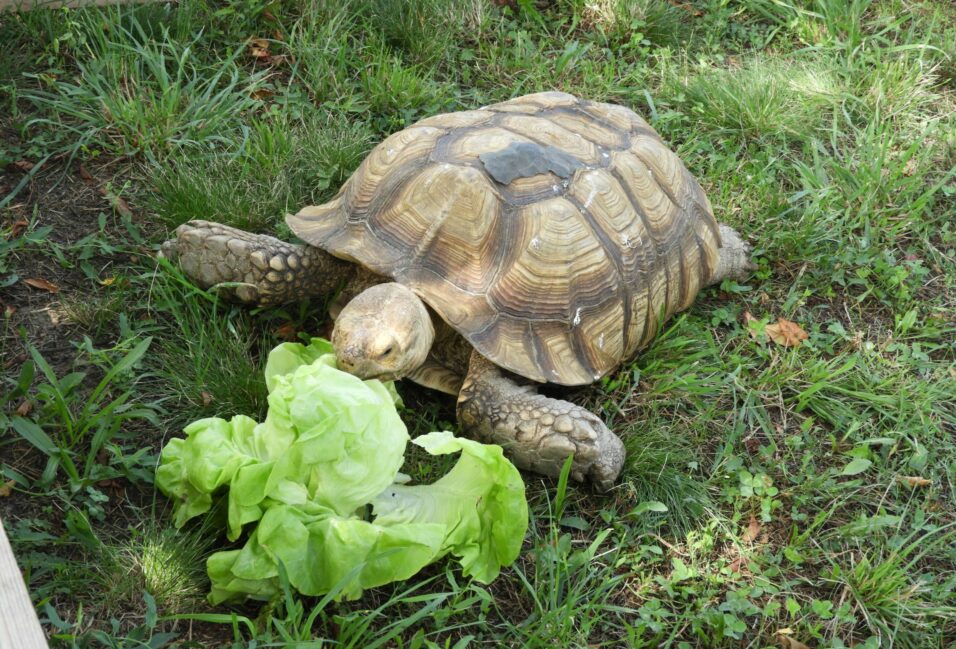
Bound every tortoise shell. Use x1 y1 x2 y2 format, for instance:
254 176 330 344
288 92 721 385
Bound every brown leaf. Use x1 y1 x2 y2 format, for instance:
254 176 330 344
251 87 275 101
78 164 95 184
23 277 60 293
776 631 810 649
15 400 32 416
666 0 703 16
898 475 931 488
742 311 760 339
201 391 214 407
103 191 133 218
3 352 26 369
249 38 271 58
765 318 808 347
8 218 29 239
0 480 14 497
741 514 761 543
273 322 299 341
743 435 760 454
11 160 34 172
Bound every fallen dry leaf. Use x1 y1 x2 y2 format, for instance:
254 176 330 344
249 37 271 58
8 218 29 239
23 277 60 293
776 632 810 649
666 0 703 16
102 191 133 218
3 352 26 369
898 475 932 488
201 391 214 407
743 435 760 454
727 556 744 574
742 311 760 339
273 322 299 341
765 318 808 347
0 479 14 497
741 514 761 543
78 164 95 183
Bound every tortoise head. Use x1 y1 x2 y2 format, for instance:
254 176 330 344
332 282 434 382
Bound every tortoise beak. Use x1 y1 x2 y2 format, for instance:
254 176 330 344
335 344 402 382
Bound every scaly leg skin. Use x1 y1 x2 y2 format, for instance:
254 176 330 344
457 351 625 491
159 220 352 307
710 224 756 285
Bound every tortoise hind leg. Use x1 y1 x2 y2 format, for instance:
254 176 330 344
160 220 352 306
457 351 625 491
709 224 755 285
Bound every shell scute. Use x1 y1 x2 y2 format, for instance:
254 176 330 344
497 114 602 164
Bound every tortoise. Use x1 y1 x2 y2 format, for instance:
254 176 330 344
161 92 753 491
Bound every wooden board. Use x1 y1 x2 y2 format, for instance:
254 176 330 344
0 516 48 649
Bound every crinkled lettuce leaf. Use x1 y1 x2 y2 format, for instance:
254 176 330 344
263 338 334 392
371 432 527 584
262 360 408 516
156 338 528 603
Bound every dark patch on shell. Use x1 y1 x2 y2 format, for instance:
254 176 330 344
480 141 586 185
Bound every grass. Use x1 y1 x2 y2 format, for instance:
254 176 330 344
147 112 373 232
1 0 954 646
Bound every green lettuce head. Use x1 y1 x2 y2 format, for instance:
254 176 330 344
156 338 528 603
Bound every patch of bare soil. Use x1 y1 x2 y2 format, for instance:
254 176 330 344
0 141 160 608
2 160 122 364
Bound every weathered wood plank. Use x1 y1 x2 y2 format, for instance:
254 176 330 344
0 516 48 649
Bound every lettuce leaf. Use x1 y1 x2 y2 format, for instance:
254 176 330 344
156 338 528 603
370 432 527 584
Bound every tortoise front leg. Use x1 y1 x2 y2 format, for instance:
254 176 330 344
160 220 352 306
457 351 625 491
